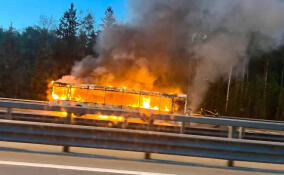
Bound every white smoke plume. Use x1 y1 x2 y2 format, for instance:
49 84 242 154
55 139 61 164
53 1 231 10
60 0 284 111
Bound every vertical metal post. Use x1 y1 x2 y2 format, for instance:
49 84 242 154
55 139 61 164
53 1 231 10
121 89 124 110
227 126 237 167
158 94 161 114
6 107 12 120
103 87 106 105
238 127 244 139
138 91 141 109
144 118 153 160
144 152 151 160
184 96 188 115
63 145 70 153
147 119 154 131
63 112 72 153
67 85 71 101
122 117 128 129
66 112 72 124
86 88 89 102
180 121 185 134
228 126 237 138
171 97 175 114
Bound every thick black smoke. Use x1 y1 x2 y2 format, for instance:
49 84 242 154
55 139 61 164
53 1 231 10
60 0 284 111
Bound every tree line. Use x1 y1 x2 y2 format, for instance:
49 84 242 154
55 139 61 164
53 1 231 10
0 3 283 120
0 3 115 100
201 32 284 120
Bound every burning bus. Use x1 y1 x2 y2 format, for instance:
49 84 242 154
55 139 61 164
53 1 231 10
50 81 188 117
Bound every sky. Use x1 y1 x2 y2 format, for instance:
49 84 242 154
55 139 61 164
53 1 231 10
0 0 128 30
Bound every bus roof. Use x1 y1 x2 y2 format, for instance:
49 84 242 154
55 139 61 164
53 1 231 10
53 81 187 98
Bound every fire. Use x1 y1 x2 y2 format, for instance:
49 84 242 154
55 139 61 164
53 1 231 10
55 111 124 122
165 106 169 112
50 81 176 112
52 93 59 100
142 97 150 108
49 81 187 124
141 97 159 110
52 91 67 100
97 114 124 122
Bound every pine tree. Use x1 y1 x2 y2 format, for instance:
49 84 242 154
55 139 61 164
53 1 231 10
78 13 97 56
0 24 21 97
101 7 116 31
54 3 80 77
56 3 79 42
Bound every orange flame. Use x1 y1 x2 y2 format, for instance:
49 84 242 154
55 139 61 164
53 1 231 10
49 81 186 124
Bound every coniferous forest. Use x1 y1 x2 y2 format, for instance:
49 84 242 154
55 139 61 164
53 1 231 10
0 4 283 120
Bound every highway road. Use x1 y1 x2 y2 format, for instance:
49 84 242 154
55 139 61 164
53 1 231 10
0 141 283 175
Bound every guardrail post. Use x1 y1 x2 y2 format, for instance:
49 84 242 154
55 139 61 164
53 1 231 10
144 118 154 160
238 127 244 139
6 107 12 120
66 112 72 124
63 112 72 153
228 126 237 138
180 121 185 133
147 118 154 130
144 152 151 160
227 126 237 167
63 145 70 153
122 117 128 129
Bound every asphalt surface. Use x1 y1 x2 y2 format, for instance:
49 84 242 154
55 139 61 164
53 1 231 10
0 141 284 175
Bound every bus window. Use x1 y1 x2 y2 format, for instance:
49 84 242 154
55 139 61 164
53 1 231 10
160 96 172 113
52 85 69 100
70 87 88 102
105 90 123 106
173 97 186 114
86 88 105 104
123 92 140 108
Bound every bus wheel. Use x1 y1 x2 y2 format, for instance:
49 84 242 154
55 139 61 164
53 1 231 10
73 104 84 117
73 113 84 117
108 122 114 127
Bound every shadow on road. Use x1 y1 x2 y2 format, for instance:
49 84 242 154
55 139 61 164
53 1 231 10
0 146 283 174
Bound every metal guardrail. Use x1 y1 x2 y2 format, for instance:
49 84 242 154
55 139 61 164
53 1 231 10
0 99 284 131
0 97 47 104
0 99 284 166
0 109 283 143
0 119 283 164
